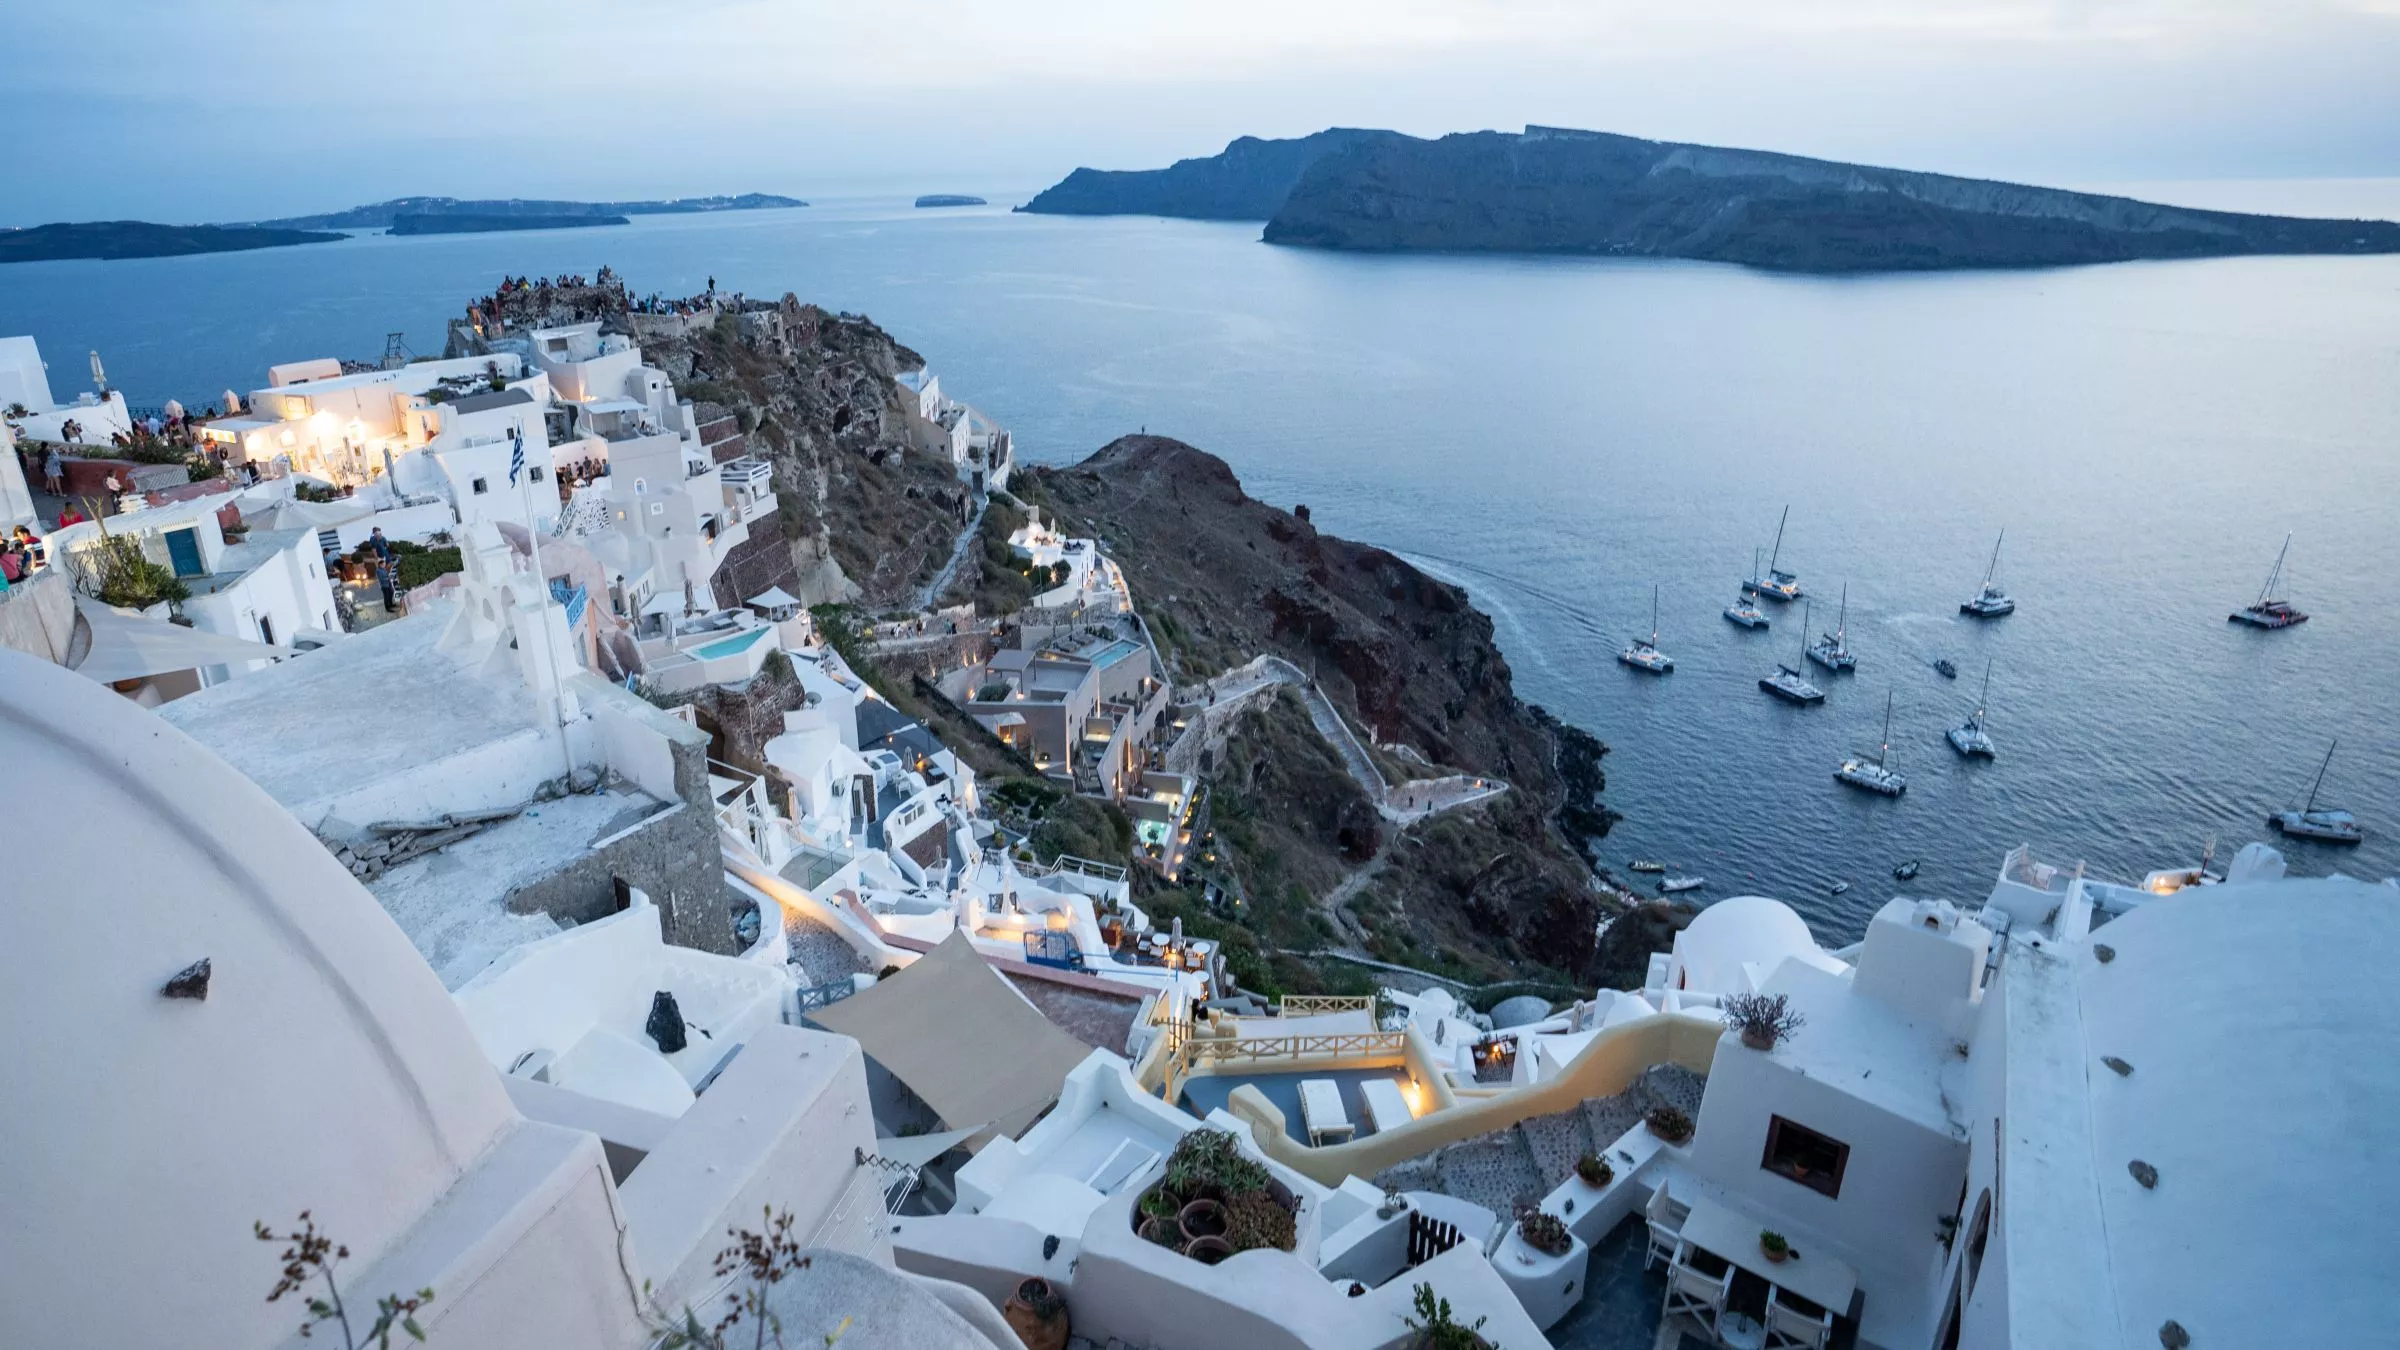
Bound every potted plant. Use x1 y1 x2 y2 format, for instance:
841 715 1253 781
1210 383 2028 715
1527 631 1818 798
1724 991 1807 1052
1517 1210 1574 1258
1002 1276 1071 1350
1575 1153 1613 1188
1179 1196 1229 1244
1184 1234 1234 1265
1404 1282 1491 1350
1759 1230 1792 1264
1225 1188 1298 1253
1646 1104 1694 1145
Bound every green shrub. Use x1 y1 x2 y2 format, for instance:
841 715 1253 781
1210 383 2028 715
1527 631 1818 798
395 546 464 589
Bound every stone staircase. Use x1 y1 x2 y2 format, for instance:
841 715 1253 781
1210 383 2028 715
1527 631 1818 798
1371 1065 1708 1217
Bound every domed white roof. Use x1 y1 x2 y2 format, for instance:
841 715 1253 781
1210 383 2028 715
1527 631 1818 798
1671 895 1824 995
0 651 519 1347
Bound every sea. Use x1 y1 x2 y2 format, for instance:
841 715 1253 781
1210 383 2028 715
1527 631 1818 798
6 181 2397 941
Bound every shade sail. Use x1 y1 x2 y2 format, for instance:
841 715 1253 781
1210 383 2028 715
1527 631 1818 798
746 586 801 610
808 930 1092 1138
73 598 290 682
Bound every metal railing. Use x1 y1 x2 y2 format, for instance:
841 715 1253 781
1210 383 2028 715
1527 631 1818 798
795 979 858 1015
1166 1028 1410 1099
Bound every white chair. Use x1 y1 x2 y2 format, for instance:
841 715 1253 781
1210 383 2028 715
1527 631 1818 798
1660 1255 1732 1340
1764 1287 1835 1350
1643 1183 1691 1270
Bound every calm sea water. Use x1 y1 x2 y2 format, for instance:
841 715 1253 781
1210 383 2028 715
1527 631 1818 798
7 185 2397 939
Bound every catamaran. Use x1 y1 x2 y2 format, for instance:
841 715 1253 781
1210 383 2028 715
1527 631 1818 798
2269 739 2364 845
1836 692 1908 795
1743 507 1803 602
1618 584 1675 673
1807 584 1858 673
1759 600 1827 704
1946 661 1997 759
1724 579 1771 630
2229 533 2309 629
1960 529 2016 618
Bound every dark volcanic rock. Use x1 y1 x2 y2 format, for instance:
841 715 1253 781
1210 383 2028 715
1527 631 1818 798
388 213 627 235
1019 129 1418 220
1264 125 2400 271
0 221 342 264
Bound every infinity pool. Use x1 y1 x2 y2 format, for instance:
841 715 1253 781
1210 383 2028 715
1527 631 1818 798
691 626 772 661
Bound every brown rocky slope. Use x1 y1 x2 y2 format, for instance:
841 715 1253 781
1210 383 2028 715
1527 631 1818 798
1016 436 1636 983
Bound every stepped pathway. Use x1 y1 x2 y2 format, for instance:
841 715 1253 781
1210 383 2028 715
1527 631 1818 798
915 496 988 611
1371 1066 1707 1216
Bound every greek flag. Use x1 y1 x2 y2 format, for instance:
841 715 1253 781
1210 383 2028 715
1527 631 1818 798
508 430 525 486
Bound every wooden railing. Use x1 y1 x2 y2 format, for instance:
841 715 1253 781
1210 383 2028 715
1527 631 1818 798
1166 1028 1410 1099
1276 995 1378 1018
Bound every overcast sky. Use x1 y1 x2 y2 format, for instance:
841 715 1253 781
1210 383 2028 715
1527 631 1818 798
9 0 2399 223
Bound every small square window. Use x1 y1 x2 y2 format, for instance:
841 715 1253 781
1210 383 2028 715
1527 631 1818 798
471 477 489 495
529 465 545 483
1762 1115 1850 1199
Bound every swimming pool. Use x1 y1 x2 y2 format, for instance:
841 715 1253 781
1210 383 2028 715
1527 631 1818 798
1091 638 1143 669
691 626 772 661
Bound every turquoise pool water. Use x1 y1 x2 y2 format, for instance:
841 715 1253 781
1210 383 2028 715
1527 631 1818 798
692 627 772 661
1091 638 1142 669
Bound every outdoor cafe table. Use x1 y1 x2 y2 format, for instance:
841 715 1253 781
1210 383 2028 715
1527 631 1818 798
1676 1194 1859 1318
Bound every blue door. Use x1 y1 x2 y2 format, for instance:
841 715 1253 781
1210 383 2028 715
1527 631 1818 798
165 528 205 578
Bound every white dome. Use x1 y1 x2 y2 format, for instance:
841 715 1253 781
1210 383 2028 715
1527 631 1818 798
1489 994 1554 1029
1671 895 1822 995
0 650 519 1347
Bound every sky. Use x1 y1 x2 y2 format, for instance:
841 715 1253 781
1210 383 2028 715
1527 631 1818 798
7 0 2400 223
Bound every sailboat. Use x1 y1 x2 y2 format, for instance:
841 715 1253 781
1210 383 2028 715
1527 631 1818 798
1947 661 1997 758
1807 584 1858 673
1618 584 1675 673
1724 556 1771 629
1759 600 1827 704
2268 739 2364 844
1836 692 1908 795
2229 533 2309 629
1960 529 2016 618
1743 506 1803 602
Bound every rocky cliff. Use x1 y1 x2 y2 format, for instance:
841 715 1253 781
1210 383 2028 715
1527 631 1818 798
1018 437 1628 982
1264 125 2400 270
1018 129 1415 220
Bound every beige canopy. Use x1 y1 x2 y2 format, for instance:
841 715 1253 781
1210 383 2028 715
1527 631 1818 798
809 931 1093 1137
73 597 290 682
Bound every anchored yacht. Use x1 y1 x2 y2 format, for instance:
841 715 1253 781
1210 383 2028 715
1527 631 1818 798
2229 533 2310 629
1807 584 1858 673
1836 692 1908 796
1947 661 1997 759
1618 584 1675 674
1960 529 2016 618
1742 507 1803 602
1759 601 1826 704
2269 739 2364 845
1659 875 1705 894
1723 590 1770 629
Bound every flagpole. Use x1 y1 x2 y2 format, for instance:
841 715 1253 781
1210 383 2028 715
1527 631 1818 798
515 427 575 780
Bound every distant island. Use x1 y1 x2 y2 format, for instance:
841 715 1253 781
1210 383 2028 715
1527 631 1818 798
1020 129 1406 220
249 193 806 231
914 194 987 208
0 220 344 264
388 213 629 236
1025 125 2400 271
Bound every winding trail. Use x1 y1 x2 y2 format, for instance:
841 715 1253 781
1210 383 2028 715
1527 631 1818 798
916 497 988 611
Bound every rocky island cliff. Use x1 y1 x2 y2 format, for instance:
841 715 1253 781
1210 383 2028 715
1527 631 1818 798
1019 129 1412 220
1026 124 2400 271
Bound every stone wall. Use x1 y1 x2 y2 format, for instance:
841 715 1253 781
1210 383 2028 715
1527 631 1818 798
503 727 742 956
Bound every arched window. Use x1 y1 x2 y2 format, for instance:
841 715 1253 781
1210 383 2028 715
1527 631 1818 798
1964 1189 1994 1297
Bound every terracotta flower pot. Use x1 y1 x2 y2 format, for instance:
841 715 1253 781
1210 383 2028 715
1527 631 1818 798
1184 1234 1234 1265
1179 1197 1228 1242
1138 1216 1177 1248
1003 1276 1070 1350
1742 1026 1778 1052
1761 1242 1790 1264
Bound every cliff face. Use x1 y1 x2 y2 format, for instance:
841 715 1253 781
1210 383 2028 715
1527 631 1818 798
1018 129 1417 220
1021 437 1622 981
1264 126 2400 270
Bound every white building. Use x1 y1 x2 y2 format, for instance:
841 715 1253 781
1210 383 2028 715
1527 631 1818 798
198 352 530 488
0 647 1009 1349
41 491 340 664
0 334 134 445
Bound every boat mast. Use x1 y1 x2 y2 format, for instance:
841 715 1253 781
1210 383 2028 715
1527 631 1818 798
1983 529 2005 587
2303 738 2336 814
1834 584 1847 641
1878 691 1893 766
1768 506 1789 576
1794 600 1811 667
1975 660 1991 719
2259 533 2292 606
1649 583 1660 647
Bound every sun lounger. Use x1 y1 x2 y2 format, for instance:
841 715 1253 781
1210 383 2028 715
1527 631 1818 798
1358 1078 1414 1134
1299 1078 1355 1145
